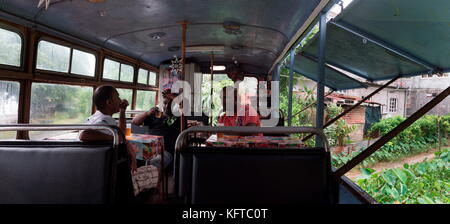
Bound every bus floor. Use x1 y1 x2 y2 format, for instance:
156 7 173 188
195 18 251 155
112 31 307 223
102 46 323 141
138 174 182 204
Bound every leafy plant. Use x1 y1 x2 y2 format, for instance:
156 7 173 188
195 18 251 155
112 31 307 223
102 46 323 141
356 149 450 204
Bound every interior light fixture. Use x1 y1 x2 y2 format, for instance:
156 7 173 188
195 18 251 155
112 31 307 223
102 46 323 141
210 65 226 71
186 45 225 53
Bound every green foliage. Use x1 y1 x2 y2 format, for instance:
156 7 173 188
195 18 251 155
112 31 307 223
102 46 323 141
356 149 450 204
332 114 450 168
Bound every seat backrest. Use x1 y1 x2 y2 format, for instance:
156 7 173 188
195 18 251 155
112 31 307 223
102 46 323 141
177 147 332 204
0 142 116 204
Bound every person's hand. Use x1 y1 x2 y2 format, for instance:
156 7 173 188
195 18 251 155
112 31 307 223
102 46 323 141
119 99 129 112
130 157 137 172
146 107 159 116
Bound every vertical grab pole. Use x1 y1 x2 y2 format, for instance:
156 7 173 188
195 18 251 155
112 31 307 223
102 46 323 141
287 50 295 126
315 12 327 147
210 52 214 126
180 21 188 131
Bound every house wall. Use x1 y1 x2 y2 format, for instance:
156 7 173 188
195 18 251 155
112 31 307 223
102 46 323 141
339 87 407 118
400 76 450 116
341 105 366 142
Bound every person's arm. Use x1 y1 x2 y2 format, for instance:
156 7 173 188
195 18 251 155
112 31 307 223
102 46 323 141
118 99 129 134
132 107 159 126
79 129 113 142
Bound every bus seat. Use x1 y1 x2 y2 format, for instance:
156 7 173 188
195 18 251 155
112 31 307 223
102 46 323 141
0 141 130 204
177 147 333 204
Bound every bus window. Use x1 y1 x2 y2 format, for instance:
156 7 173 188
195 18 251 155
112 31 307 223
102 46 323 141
201 73 234 126
138 68 148 84
36 40 70 73
103 58 120 80
116 88 133 104
0 81 20 139
29 83 93 140
120 64 134 82
135 90 156 111
0 27 22 67
70 49 96 77
238 77 258 107
149 71 157 86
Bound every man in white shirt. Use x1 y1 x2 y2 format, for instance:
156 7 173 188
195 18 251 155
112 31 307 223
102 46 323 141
79 85 137 171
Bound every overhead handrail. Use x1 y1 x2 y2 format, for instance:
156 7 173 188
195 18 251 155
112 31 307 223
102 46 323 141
175 126 329 152
0 124 122 146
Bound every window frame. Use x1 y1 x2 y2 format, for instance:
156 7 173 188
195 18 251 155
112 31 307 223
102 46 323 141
389 97 397 113
35 37 98 79
102 57 135 84
137 67 159 87
0 23 25 71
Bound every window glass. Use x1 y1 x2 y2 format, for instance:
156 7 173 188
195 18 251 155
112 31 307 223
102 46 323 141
135 90 156 111
29 83 93 140
149 71 157 86
0 28 21 67
138 69 148 84
116 88 133 104
0 81 20 139
103 59 120 80
120 64 134 82
71 49 95 77
36 40 70 72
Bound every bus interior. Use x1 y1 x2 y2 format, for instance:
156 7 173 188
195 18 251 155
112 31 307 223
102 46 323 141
0 0 449 204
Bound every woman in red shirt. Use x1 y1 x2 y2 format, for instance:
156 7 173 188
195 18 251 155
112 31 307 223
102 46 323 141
217 86 260 127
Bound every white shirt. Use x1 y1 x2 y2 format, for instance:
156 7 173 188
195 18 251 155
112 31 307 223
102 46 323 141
84 110 118 135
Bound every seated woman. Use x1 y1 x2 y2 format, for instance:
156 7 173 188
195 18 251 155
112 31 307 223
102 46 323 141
218 86 261 127
132 89 181 170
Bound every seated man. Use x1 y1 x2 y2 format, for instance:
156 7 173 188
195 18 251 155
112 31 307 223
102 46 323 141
132 89 181 169
218 86 261 127
79 85 137 171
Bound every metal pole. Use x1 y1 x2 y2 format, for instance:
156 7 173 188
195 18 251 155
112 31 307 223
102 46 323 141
303 76 400 142
287 50 295 126
334 86 450 177
315 12 327 147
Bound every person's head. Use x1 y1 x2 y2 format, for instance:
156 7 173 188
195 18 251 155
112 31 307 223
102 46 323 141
221 86 238 114
161 88 179 116
93 85 122 114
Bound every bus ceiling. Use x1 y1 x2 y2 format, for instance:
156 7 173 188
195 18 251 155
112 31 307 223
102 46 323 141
0 0 330 76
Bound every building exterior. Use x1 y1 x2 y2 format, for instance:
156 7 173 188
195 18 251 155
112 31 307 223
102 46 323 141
399 75 450 116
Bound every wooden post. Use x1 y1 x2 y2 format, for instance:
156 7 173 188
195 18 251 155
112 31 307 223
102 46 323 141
438 116 441 151
210 52 214 126
179 21 188 131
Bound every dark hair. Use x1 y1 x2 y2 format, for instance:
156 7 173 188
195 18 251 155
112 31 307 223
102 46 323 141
93 85 116 110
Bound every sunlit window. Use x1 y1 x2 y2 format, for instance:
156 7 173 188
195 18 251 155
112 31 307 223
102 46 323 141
149 71 157 86
116 88 133 104
0 27 22 67
103 59 120 80
137 68 157 86
103 58 134 83
120 64 134 82
0 80 20 139
36 40 70 73
71 49 96 77
29 83 93 140
138 69 148 84
135 90 156 111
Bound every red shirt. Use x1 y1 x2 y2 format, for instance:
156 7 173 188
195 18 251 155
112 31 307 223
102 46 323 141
218 105 261 127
